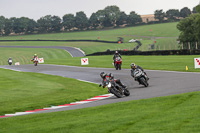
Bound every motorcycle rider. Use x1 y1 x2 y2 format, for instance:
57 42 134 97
31 54 38 63
130 63 149 80
33 54 38 59
99 72 127 89
113 51 121 66
8 57 13 65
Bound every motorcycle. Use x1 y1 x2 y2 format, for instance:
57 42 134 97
104 77 130 98
114 57 122 70
31 57 38 66
8 58 12 65
133 68 149 87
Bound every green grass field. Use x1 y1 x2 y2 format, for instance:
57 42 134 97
0 68 107 116
0 22 179 41
0 48 199 72
1 91 199 133
0 22 180 53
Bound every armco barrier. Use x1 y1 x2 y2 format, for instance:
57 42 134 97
86 49 200 56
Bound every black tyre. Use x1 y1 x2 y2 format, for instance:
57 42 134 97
140 77 148 87
110 88 122 98
115 64 119 70
119 64 121 70
124 89 130 96
34 62 37 66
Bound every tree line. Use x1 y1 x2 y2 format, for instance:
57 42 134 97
177 5 200 49
0 5 197 36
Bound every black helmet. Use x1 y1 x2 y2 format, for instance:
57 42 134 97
131 63 136 70
100 72 106 78
109 73 114 79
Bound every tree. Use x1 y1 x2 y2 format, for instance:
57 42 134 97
177 14 197 43
89 13 100 29
180 7 191 18
62 14 75 31
95 10 106 28
103 5 121 27
37 15 52 33
75 11 88 30
127 11 142 25
166 9 180 21
26 19 38 34
12 17 35 34
116 12 128 26
154 10 165 22
193 7 197 13
51 15 62 32
0 16 6 35
195 5 200 13
4 17 16 35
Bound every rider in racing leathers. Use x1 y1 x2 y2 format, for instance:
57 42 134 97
113 51 122 66
99 72 127 89
31 54 38 63
130 63 149 80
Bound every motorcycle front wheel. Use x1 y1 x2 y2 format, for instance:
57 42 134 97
140 77 148 87
110 88 122 98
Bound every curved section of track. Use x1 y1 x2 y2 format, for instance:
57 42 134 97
0 46 85 57
0 64 200 115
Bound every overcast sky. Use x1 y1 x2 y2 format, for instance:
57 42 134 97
0 0 199 20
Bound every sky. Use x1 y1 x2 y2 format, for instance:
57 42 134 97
0 0 199 20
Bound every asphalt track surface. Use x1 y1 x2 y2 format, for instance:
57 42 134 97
0 46 85 57
0 64 200 115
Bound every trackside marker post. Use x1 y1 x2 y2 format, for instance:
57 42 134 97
194 58 200 69
38 58 44 63
81 58 89 65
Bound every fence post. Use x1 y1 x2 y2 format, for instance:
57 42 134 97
182 43 183 49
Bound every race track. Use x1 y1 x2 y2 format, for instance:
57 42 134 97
0 46 85 57
0 64 200 115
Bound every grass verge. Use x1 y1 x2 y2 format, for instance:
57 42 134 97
0 91 199 133
0 68 107 115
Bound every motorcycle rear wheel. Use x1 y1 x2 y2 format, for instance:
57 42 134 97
124 89 130 96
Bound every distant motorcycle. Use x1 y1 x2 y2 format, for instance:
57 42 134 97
31 57 38 66
104 77 130 98
133 68 149 87
8 58 12 65
114 57 122 70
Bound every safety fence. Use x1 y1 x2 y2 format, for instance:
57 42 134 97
87 49 200 56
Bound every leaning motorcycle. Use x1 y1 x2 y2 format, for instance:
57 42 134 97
133 68 149 87
115 57 122 70
104 78 130 98
31 57 38 66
